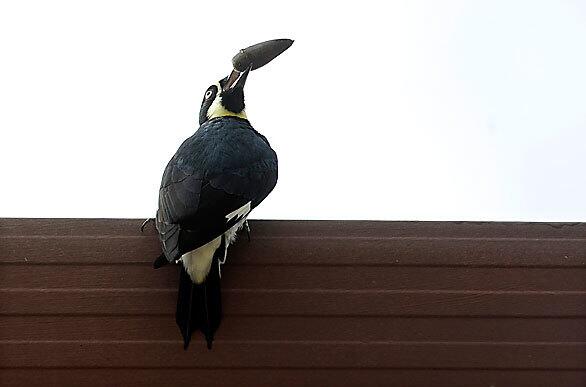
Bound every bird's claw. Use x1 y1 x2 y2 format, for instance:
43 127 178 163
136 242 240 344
140 218 154 233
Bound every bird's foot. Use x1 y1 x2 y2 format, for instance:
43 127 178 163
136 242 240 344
140 218 154 233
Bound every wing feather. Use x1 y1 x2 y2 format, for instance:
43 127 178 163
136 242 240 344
155 117 277 262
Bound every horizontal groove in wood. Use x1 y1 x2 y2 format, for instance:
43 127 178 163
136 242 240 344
2 265 585 290
0 219 144 236
3 218 586 238
0 236 161 264
2 289 584 317
3 369 586 387
2 236 585 266
5 369 586 387
2 316 585 342
2 342 585 369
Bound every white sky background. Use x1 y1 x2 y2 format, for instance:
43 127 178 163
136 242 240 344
1 0 585 221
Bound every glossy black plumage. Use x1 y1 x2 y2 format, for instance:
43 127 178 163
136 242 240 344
155 116 278 263
154 115 278 349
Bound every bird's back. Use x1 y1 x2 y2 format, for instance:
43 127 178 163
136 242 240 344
156 116 278 262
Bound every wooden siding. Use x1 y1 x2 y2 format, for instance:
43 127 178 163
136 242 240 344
1 219 585 387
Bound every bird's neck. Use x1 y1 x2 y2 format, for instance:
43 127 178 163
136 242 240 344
208 104 247 121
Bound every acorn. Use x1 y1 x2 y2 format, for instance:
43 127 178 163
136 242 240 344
232 39 294 72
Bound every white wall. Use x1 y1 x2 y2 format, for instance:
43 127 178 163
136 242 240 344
1 0 585 221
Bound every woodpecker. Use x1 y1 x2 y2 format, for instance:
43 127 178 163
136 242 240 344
151 39 293 350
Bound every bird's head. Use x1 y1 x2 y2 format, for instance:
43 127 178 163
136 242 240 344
198 39 294 125
199 66 251 125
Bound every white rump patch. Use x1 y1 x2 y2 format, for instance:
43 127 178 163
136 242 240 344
180 201 253 283
181 236 222 284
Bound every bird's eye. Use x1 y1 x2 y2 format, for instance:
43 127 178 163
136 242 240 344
205 90 213 99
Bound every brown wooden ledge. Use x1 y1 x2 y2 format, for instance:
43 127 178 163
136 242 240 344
1 219 585 387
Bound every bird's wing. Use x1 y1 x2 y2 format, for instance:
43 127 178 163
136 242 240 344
156 118 278 262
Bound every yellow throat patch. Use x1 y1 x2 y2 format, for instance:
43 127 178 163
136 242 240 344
207 82 247 121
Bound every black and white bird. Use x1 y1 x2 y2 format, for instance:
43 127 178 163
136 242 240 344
151 39 293 350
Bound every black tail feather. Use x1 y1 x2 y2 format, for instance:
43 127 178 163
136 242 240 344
175 238 224 350
176 266 195 349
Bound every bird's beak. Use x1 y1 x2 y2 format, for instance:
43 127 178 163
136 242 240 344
222 65 251 92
